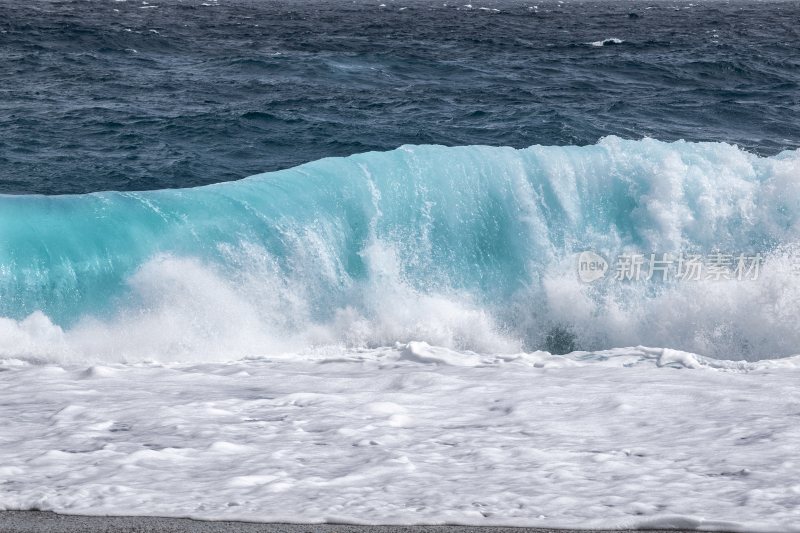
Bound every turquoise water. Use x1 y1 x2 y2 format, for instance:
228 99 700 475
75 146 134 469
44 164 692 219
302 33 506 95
2 138 799 361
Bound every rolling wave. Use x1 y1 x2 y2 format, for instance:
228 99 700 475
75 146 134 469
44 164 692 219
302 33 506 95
2 137 799 362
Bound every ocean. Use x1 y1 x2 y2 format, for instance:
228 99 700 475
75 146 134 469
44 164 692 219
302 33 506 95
2 0 798 195
1 0 800 530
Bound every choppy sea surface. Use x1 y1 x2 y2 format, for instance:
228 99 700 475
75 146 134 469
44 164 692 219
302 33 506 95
1 0 798 194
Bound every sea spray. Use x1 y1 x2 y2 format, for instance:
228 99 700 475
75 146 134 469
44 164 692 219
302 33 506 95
1 137 799 362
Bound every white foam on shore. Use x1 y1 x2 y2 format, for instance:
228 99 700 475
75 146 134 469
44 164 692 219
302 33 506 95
1 344 799 531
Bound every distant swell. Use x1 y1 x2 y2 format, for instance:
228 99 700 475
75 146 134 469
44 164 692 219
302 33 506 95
1 137 800 362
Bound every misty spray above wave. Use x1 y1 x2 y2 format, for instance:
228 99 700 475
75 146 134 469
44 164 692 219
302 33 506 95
1 136 799 362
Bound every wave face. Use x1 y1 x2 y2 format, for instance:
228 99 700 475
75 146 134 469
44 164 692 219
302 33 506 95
2 137 800 362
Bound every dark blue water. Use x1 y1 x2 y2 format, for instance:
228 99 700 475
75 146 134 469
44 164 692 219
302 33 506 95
1 0 799 194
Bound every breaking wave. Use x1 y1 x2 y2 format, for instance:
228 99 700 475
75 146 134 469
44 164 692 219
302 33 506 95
2 137 799 362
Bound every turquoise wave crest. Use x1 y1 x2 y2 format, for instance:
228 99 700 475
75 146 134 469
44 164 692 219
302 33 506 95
1 137 799 361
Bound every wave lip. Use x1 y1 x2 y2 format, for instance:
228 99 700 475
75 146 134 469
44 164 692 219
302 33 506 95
1 136 799 362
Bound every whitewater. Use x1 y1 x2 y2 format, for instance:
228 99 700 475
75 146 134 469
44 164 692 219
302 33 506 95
2 137 800 530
